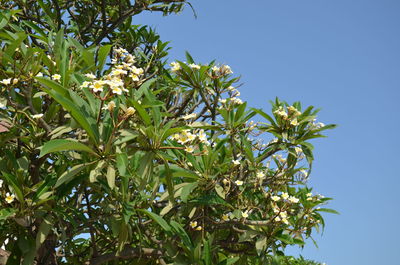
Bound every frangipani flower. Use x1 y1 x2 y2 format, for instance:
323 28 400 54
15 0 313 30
232 159 240 165
1 78 12 85
241 211 249 218
52 74 61 81
5 192 15 204
32 113 44 119
271 195 280 202
190 221 197 228
281 192 289 200
235 180 243 186
170 62 181 72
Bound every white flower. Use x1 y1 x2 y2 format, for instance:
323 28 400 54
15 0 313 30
91 81 104 93
0 179 3 188
1 78 12 85
32 113 44 119
182 113 196 120
279 211 287 218
288 196 299 203
282 218 289 225
188 63 201 70
220 65 233 74
271 195 280 202
125 107 136 116
52 74 61 81
111 87 122 95
184 146 195 153
232 97 243 105
111 69 127 76
241 211 249 218
130 74 139 81
256 171 265 179
102 101 116 111
198 130 207 143
306 192 312 197
274 216 281 222
234 180 243 186
195 226 202 231
190 221 197 228
170 62 181 72
36 72 43 77
85 73 96 79
232 159 240 165
80 81 91 88
290 118 298 126
5 192 15 204
212 66 220 72
281 192 289 200
222 214 229 221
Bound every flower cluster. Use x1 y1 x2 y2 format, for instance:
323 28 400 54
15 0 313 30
189 221 202 231
80 47 144 96
171 129 210 153
273 105 302 126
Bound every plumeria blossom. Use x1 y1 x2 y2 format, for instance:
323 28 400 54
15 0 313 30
32 113 44 119
125 107 136 116
232 159 240 165
281 192 289 200
1 78 12 85
91 81 104 93
170 61 181 72
189 221 197 228
222 214 230 221
184 146 195 153
5 192 15 204
102 101 116 111
271 195 280 202
182 113 196 120
235 180 243 186
241 211 249 218
52 74 61 81
188 63 201 70
80 81 91 88
85 73 96 79
288 196 299 203
256 171 265 178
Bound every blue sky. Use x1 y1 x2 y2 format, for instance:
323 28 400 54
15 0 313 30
138 1 400 264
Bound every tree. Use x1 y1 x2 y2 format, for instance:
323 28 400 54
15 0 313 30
0 1 336 264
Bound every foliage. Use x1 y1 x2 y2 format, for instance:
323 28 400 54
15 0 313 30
0 1 336 264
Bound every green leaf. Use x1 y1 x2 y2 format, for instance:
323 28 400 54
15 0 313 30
255 236 267 256
214 184 226 199
138 209 171 234
55 163 87 188
97 45 112 71
37 81 100 143
106 165 116 189
89 160 106 183
315 208 339 214
116 153 128 176
0 208 16 221
35 217 52 250
181 182 198 203
39 139 97 157
170 221 193 250
129 99 151 126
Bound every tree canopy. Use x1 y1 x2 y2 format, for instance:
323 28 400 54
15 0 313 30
0 1 336 264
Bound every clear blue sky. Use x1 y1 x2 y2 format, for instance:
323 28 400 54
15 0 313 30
137 1 400 264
